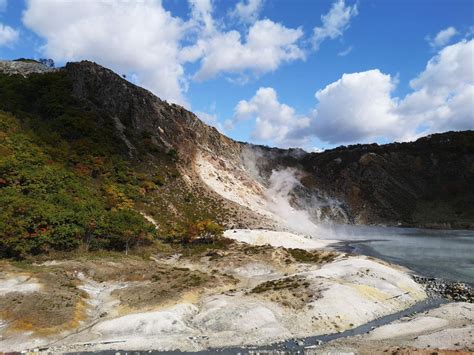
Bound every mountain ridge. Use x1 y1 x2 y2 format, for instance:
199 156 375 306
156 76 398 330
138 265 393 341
0 59 473 259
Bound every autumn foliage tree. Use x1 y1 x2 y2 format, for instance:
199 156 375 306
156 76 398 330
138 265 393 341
183 219 224 244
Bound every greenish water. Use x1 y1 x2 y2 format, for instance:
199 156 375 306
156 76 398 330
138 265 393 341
324 225 474 284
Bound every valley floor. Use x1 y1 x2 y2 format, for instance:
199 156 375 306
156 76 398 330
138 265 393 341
0 229 472 354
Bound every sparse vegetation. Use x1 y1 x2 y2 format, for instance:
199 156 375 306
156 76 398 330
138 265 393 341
251 276 306 294
250 275 317 309
286 248 338 264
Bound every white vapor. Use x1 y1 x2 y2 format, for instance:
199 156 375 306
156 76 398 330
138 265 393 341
265 168 322 236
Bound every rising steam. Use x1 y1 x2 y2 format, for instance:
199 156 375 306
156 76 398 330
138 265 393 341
264 168 323 236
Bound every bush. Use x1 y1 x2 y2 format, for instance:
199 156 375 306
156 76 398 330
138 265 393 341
0 112 157 258
182 219 224 244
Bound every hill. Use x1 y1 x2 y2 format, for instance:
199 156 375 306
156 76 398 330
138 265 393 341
0 59 473 258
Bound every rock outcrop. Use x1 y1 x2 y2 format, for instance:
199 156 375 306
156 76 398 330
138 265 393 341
0 59 56 76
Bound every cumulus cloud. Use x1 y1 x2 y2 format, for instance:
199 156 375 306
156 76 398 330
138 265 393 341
311 70 404 144
230 0 264 24
312 0 358 49
23 0 307 105
232 39 474 147
400 39 474 133
310 40 474 144
428 26 458 48
184 19 305 81
188 0 215 35
23 0 187 104
0 23 18 46
232 87 310 146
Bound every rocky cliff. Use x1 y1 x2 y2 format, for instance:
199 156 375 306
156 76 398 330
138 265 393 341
250 133 474 229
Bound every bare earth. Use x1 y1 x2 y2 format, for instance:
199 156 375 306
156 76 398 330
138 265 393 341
1 229 455 354
312 302 474 354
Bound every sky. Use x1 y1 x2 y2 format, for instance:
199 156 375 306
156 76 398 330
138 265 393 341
0 0 473 151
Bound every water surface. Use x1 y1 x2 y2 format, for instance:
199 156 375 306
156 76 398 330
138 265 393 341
320 225 474 284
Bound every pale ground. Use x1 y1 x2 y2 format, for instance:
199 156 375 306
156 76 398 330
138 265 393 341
0 274 42 295
2 228 471 353
224 228 337 249
0 238 428 352
50 257 426 352
314 302 474 353
195 151 276 221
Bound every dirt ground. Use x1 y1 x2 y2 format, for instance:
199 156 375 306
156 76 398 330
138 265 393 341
0 241 339 340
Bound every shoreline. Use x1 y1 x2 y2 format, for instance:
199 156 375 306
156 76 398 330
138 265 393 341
325 232 474 286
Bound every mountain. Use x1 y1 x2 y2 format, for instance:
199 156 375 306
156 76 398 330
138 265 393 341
0 59 473 257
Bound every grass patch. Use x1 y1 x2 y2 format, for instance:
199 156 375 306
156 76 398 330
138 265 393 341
286 248 338 264
251 276 307 294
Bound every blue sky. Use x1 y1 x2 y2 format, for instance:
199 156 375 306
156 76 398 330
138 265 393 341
0 0 473 150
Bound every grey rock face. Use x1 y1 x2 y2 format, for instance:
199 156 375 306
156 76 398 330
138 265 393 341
64 61 242 162
0 60 57 76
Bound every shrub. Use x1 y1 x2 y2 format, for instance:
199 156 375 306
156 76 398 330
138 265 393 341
183 219 224 244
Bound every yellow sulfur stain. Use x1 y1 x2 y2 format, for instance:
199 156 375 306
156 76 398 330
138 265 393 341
396 281 427 301
352 284 390 302
5 298 88 336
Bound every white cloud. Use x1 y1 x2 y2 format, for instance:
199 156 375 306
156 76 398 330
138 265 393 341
337 45 352 56
188 0 215 35
185 19 305 81
23 0 307 104
195 110 225 132
312 0 358 49
230 0 264 24
0 23 18 47
23 0 187 105
309 40 474 144
232 87 310 146
428 26 458 48
232 39 474 147
400 39 474 133
0 0 7 12
311 70 405 144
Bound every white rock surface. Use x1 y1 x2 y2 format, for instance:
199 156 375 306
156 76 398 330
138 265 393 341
0 274 41 295
224 229 337 250
45 255 426 352
196 152 275 219
368 316 450 340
